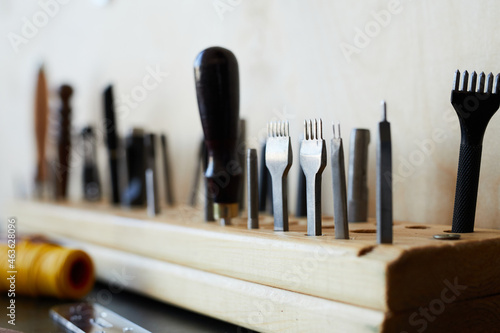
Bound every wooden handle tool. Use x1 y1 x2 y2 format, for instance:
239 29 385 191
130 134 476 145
194 47 241 225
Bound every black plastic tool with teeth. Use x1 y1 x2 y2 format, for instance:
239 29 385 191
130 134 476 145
451 70 500 233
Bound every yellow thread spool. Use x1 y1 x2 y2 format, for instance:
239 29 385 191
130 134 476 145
0 240 94 299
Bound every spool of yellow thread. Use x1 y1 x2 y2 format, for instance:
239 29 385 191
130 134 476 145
0 240 94 299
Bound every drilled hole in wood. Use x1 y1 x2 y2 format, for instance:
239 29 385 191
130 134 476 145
405 226 430 229
351 229 376 234
443 230 452 233
358 246 375 256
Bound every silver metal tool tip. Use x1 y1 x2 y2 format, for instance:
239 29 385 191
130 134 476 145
453 70 460 91
304 119 322 140
469 71 477 92
381 101 387 121
486 72 494 93
332 122 341 139
270 120 289 137
460 70 469 91
478 72 485 93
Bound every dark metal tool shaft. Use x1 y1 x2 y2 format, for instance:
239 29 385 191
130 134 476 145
347 129 370 222
238 119 247 212
376 101 392 244
103 85 121 205
247 148 259 229
145 133 160 216
160 134 175 206
82 126 101 202
123 128 146 207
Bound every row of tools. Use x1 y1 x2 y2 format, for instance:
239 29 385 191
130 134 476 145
34 73 175 214
193 47 500 238
193 47 392 244
33 46 500 243
247 113 391 243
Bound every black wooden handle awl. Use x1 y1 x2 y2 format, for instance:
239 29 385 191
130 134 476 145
194 47 241 222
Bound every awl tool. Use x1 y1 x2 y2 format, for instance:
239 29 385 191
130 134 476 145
331 123 349 239
266 121 293 231
300 119 326 236
376 101 392 244
451 70 500 233
194 47 242 226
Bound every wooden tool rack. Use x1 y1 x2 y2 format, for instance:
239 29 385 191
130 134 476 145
10 200 500 332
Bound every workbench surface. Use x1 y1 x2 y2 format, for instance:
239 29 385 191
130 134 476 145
0 282 248 333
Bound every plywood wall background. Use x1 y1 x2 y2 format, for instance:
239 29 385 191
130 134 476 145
0 0 499 228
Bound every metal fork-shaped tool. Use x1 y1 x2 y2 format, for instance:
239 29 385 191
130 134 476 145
265 121 293 231
300 119 327 236
451 70 500 233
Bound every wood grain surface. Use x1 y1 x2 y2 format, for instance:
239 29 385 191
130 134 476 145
51 237 500 333
12 200 500 316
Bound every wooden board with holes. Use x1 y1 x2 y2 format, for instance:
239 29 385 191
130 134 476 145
10 200 500 316
53 238 500 333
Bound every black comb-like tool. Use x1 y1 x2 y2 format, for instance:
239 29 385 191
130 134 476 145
451 70 500 233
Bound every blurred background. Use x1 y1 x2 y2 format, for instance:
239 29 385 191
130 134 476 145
0 0 499 228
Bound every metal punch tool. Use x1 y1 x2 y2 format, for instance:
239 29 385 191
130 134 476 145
265 121 293 231
451 70 500 233
300 119 327 236
347 128 370 222
247 148 259 229
377 101 392 244
331 123 349 239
